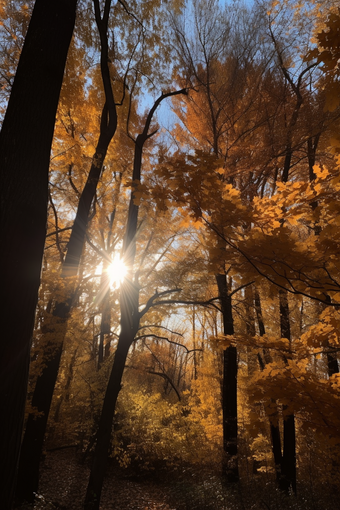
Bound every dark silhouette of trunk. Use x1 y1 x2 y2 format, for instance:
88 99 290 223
245 285 261 475
98 203 120 369
267 44 305 491
307 134 320 183
327 354 339 376
215 273 238 483
53 347 79 424
307 137 338 376
254 289 283 482
192 306 198 380
279 289 296 494
84 87 187 510
84 280 139 510
98 272 112 370
269 26 305 185
84 118 144 510
0 2 77 508
16 302 71 503
15 1 118 503
245 285 257 375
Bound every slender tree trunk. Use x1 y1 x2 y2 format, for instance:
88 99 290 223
84 87 187 510
245 285 257 375
83 93 145 510
16 302 71 503
84 299 138 510
53 347 79 423
254 289 283 483
192 306 198 380
98 271 111 370
245 285 260 475
279 289 296 494
215 273 238 482
307 137 338 375
327 353 339 377
0 2 77 508
84 140 142 510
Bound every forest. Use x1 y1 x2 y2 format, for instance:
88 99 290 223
1 0 340 509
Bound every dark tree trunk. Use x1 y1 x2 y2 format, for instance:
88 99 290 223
279 289 296 494
327 353 339 377
245 285 257 375
84 136 143 510
84 87 187 510
307 137 338 376
0 2 77 508
98 271 111 370
215 273 238 482
16 343 64 502
16 116 116 505
281 413 296 493
84 93 145 510
84 282 139 510
254 289 283 482
15 1 118 498
16 302 70 503
54 347 79 423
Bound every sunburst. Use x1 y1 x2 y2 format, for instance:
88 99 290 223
107 253 127 288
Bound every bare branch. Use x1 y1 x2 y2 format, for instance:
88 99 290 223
46 226 72 239
138 288 182 318
126 364 181 402
143 295 221 313
230 281 254 298
117 0 144 30
68 163 80 197
138 324 184 337
146 370 181 401
48 190 64 264
135 334 202 354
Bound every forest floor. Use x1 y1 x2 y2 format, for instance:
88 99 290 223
14 448 338 510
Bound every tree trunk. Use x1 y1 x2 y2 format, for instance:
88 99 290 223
327 353 339 377
15 0 119 499
215 273 238 482
279 289 296 494
84 282 139 510
83 87 188 510
16 302 70 503
254 289 283 482
98 271 111 370
245 285 257 375
83 98 144 510
54 347 79 423
15 60 118 510
84 139 142 509
0 2 77 507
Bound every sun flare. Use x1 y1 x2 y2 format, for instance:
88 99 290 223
107 254 127 288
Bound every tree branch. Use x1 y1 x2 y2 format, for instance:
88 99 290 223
138 288 182 319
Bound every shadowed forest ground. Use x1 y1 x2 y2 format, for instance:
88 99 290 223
14 449 339 510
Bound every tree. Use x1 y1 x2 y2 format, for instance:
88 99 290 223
15 0 119 501
84 86 187 510
0 1 77 507
170 0 276 481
